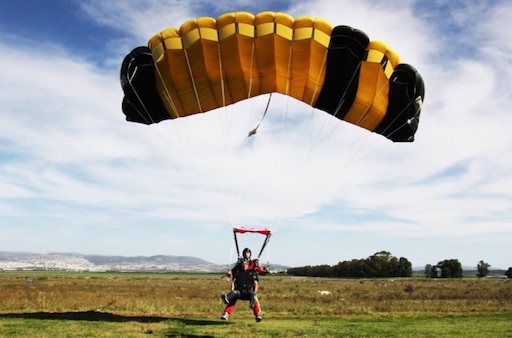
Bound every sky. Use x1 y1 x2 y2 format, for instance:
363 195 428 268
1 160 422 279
1 0 511 270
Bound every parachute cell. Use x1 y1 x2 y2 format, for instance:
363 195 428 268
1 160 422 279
121 11 425 142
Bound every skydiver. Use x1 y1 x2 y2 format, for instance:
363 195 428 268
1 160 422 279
220 260 262 322
228 248 270 277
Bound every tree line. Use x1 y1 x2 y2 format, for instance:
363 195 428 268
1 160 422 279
287 251 413 278
287 252 512 279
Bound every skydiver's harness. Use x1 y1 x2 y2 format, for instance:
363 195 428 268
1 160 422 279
234 270 258 292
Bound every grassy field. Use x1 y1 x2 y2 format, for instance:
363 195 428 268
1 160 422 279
0 271 511 337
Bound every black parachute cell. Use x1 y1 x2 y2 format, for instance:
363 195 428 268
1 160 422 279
120 46 169 124
374 64 425 142
314 26 370 119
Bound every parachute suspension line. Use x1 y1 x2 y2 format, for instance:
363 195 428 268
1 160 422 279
284 44 293 97
337 77 399 171
352 77 388 128
211 42 233 148
308 49 339 152
222 42 256 225
267 43 300 231
269 143 317 234
247 42 256 99
183 49 204 114
217 44 227 110
340 76 394 165
270 46 333 236
126 84 153 125
214 43 256 230
321 61 384 169
333 62 363 119
304 44 329 151
378 91 422 140
152 63 180 119
151 62 191 150
309 44 329 107
125 58 156 124
246 42 263 137
280 43 294 135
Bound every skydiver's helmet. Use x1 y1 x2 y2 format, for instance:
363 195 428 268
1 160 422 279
242 248 252 260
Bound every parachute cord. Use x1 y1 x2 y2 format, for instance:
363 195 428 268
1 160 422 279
124 91 152 125
268 44 330 237
278 43 294 139
125 58 155 124
305 51 357 152
245 42 258 136
217 44 227 110
305 47 331 150
153 63 180 118
183 49 204 114
384 115 415 140
303 41 329 150
378 94 422 140
210 42 233 148
285 44 293 97
247 42 255 99
352 88 380 128
309 30 329 107
332 62 363 119
270 39 294 223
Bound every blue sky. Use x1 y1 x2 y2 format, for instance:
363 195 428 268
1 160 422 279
1 0 511 269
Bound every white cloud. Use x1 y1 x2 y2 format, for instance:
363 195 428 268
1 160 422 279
1 0 511 268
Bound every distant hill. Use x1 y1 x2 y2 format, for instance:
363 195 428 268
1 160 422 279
0 251 225 272
0 251 289 273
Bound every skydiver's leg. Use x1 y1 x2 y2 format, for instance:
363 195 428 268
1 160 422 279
223 290 241 315
246 290 256 308
252 299 261 316
226 290 239 303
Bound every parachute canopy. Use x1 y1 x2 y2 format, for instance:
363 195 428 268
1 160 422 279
121 11 425 142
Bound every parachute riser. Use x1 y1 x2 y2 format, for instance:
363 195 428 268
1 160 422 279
233 228 241 259
257 233 272 260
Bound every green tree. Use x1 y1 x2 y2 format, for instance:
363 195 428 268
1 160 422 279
288 251 413 278
505 267 512 279
424 264 433 278
367 251 393 277
397 257 413 277
477 260 490 278
436 259 463 278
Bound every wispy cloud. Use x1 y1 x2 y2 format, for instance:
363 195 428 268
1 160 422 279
1 0 511 268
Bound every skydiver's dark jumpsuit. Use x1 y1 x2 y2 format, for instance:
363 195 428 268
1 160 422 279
223 265 260 316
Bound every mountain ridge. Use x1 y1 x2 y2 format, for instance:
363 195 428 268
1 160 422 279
0 251 226 272
0 251 289 273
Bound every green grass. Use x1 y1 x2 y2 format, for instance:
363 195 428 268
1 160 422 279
0 271 511 337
